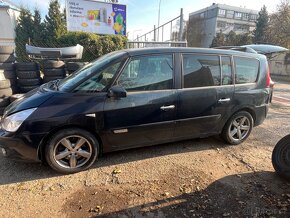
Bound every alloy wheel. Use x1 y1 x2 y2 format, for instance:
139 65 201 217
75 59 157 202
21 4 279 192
53 135 93 169
228 116 251 143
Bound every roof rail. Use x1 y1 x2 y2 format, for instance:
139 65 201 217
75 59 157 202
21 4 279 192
213 46 258 54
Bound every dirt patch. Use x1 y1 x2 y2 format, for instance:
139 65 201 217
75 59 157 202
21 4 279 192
63 168 290 218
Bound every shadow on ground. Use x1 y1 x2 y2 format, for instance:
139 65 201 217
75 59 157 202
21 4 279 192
0 136 234 185
63 171 290 218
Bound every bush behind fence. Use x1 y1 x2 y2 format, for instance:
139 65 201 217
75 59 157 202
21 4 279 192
15 32 128 63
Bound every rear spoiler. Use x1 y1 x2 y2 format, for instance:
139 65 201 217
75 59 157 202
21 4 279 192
213 46 257 54
26 44 84 60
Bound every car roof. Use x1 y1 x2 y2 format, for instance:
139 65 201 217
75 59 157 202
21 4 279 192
122 47 264 59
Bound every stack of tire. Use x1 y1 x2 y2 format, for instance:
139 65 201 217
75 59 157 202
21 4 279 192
16 62 42 93
66 62 85 75
0 46 16 115
43 60 66 83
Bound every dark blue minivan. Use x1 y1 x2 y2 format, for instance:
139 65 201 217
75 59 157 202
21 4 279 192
0 48 273 173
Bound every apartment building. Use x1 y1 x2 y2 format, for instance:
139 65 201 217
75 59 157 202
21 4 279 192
188 3 258 47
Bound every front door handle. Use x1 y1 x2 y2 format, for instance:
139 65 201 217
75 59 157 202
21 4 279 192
160 105 175 111
218 98 231 103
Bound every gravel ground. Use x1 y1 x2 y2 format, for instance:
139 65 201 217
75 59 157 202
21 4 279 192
0 82 290 218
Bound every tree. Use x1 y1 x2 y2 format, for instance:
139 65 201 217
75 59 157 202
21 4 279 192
32 8 45 45
44 0 67 43
266 0 290 48
210 30 225 47
254 5 269 44
15 7 34 60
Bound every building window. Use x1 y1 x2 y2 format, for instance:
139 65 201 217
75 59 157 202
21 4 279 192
226 10 234 18
235 12 242 18
242 13 249 20
218 9 226 16
200 12 204 18
250 14 257 21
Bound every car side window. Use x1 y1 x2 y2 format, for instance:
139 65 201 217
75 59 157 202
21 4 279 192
74 62 121 92
221 56 233 85
182 54 221 88
234 57 259 84
117 54 173 91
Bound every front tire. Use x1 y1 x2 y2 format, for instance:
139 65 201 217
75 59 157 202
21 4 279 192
221 111 253 145
272 134 290 181
45 128 99 174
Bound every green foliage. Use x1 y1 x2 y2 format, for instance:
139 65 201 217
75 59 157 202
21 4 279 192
32 9 45 45
254 5 269 44
44 0 67 43
15 7 34 61
210 31 253 47
57 32 127 62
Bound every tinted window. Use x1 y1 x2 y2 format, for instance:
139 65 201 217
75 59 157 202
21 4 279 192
117 55 173 91
183 54 221 88
221 56 233 85
74 62 121 92
234 57 259 84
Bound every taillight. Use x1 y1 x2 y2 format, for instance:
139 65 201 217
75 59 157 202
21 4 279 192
266 65 273 88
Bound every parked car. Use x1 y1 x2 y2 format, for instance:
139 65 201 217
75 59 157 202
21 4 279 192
272 134 290 181
0 48 273 174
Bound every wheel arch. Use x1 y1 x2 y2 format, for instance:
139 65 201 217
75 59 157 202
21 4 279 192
37 125 103 162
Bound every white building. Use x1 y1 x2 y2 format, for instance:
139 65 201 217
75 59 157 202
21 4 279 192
0 0 20 46
188 3 259 47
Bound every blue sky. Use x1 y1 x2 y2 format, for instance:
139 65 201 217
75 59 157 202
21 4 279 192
10 0 279 39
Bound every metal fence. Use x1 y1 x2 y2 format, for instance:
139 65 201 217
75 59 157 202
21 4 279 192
127 8 187 48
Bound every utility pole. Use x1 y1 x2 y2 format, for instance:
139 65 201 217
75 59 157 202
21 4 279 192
157 0 162 41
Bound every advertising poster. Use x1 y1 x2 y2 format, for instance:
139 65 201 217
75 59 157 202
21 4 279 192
66 0 126 35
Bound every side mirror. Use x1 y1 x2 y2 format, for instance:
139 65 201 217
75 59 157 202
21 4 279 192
108 86 127 98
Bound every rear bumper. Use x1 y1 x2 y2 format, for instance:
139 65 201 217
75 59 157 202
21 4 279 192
254 104 269 127
0 129 42 162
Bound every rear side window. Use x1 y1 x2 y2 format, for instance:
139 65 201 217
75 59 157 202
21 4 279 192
234 57 259 84
221 56 233 85
182 54 221 88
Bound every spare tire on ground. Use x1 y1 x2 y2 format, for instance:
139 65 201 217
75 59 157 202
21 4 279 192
0 54 15 63
0 97 10 107
19 85 39 93
43 68 66 77
0 70 16 80
15 62 39 71
17 78 42 86
16 71 40 79
66 62 85 72
0 62 14 71
0 87 13 97
0 46 14 54
43 60 65 69
0 79 11 89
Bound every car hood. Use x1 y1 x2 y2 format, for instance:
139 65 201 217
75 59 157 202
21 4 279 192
4 86 56 117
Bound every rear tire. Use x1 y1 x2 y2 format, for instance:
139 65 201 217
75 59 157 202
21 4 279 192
272 134 290 181
221 111 253 145
45 128 99 174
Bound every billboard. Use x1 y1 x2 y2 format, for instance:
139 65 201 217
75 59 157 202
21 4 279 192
66 0 126 35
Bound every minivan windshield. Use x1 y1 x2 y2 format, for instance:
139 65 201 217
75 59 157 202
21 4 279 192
58 51 126 92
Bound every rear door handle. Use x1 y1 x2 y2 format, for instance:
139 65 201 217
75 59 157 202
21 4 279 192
218 98 231 103
160 105 175 111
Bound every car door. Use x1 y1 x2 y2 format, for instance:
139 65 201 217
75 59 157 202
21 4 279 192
103 53 177 150
174 53 235 140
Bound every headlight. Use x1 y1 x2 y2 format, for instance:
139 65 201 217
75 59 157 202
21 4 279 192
1 108 37 132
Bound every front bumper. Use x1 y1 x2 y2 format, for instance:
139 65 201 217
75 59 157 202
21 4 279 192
0 129 41 162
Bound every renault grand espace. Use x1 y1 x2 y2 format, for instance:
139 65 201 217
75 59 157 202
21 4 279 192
0 48 273 174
